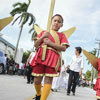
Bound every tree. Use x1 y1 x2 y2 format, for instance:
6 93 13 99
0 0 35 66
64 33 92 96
22 50 31 63
85 70 91 81
10 0 36 61
10 0 31 16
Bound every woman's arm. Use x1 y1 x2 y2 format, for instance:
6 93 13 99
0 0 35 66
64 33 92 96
44 38 68 51
49 42 68 51
34 32 50 48
34 37 44 48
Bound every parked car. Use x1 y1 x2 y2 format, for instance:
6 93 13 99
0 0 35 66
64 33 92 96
0 51 6 74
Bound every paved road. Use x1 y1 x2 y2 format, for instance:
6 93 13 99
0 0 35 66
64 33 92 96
0 75 96 100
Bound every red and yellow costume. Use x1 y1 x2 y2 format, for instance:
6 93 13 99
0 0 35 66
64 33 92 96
94 58 100 99
30 30 69 77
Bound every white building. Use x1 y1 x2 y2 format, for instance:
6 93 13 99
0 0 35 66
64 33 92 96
0 36 15 57
0 36 24 64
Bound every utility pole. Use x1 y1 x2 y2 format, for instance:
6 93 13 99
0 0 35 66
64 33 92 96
95 39 100 58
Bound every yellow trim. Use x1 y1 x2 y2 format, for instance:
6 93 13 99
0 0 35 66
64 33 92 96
96 96 100 99
31 72 59 77
47 47 58 53
45 73 59 77
50 30 60 45
32 73 44 77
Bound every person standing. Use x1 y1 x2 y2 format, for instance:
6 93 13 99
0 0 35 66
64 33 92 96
30 14 69 100
52 60 69 91
26 52 35 84
67 47 84 95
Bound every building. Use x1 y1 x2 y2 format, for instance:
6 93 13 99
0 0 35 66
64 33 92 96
0 36 24 64
0 36 15 57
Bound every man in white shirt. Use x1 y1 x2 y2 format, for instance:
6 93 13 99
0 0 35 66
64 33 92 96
67 47 84 96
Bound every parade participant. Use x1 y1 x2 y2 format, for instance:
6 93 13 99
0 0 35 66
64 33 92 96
67 47 84 96
26 52 35 84
94 58 100 100
52 60 69 91
30 14 69 100
83 49 100 100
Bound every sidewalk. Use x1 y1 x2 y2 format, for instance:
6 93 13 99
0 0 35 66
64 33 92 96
0 75 96 100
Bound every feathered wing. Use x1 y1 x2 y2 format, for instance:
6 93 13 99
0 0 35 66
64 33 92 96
62 27 76 39
83 49 98 70
0 16 14 31
34 24 43 35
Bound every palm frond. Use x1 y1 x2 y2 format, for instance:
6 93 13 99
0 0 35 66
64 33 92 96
22 13 29 25
10 8 22 16
28 13 36 25
12 15 21 25
20 3 28 12
10 3 28 16
18 15 23 25
29 27 34 33
28 0 31 6
13 3 22 7
31 31 38 40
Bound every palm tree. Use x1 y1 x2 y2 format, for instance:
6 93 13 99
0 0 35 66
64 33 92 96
10 0 31 16
10 0 36 61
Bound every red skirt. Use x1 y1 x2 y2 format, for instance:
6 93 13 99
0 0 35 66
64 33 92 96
30 47 61 72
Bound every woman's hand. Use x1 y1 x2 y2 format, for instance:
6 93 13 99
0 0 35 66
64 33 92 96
79 70 82 76
42 32 50 39
44 38 52 46
34 32 50 48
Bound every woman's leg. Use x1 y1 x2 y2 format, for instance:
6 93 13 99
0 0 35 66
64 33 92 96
40 76 53 100
34 76 43 96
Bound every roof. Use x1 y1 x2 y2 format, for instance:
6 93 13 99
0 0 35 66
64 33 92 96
0 36 15 50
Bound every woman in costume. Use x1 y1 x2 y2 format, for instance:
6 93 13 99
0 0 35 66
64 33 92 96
83 49 100 100
94 58 100 100
30 14 69 100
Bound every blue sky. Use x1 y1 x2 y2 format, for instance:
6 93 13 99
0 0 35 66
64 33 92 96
0 0 100 73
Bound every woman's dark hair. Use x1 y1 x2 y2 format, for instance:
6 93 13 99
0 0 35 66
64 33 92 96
52 14 64 23
75 47 82 54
